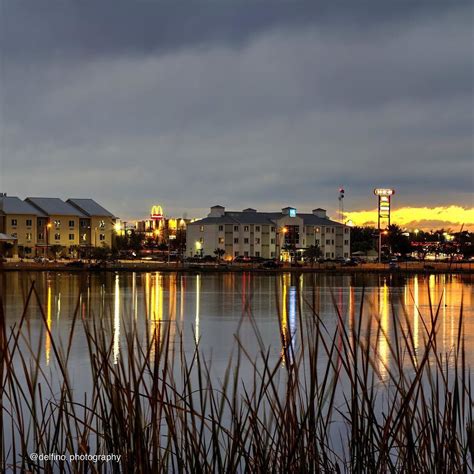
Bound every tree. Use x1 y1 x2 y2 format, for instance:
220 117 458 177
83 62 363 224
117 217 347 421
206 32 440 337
91 244 111 262
214 248 225 261
386 224 412 257
350 226 377 254
49 245 63 260
303 244 321 266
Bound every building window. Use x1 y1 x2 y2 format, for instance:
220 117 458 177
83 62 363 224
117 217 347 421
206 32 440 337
271 227 275 232
54 220 61 229
255 238 260 244
200 226 204 232
26 219 32 227
69 220 75 228
244 226 249 232
81 234 87 242
244 251 249 257
26 233 32 241
11 219 17 226
69 234 74 241
344 240 349 245
315 227 320 233
81 220 88 228
255 251 260 257
344 228 349 234
344 252 349 258
332 228 335 233
244 238 249 244
234 238 239 244
271 252 275 257
218 237 224 244
199 237 204 243
38 232 44 240
99 234 105 241
234 251 239 257
11 233 17 238
316 239 320 244
255 226 260 232
270 238 275 244
332 252 334 258
234 225 239 232
54 233 61 240
99 220 105 229
326 252 330 258
326 239 331 245
218 225 224 231
331 240 334 245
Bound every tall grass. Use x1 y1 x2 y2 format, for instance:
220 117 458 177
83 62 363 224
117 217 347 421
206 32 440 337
0 279 472 472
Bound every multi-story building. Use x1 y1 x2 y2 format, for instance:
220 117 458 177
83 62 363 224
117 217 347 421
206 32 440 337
67 198 116 248
0 194 116 258
0 195 45 257
186 205 350 260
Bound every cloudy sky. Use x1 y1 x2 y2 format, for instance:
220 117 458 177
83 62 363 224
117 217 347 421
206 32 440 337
1 1 472 227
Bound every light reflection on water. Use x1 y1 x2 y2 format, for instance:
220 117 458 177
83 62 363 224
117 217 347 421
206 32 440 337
1 271 472 381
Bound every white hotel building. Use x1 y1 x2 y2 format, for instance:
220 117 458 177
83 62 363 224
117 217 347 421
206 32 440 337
186 205 350 260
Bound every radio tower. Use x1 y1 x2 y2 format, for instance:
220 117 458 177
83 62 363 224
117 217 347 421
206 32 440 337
338 187 345 223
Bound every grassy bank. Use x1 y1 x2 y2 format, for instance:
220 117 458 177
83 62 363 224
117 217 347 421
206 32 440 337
1 282 472 472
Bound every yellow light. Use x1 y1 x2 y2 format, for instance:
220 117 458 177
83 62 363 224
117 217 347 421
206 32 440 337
282 227 288 234
114 222 122 232
414 229 419 234
195 241 201 250
383 230 388 235
47 223 52 229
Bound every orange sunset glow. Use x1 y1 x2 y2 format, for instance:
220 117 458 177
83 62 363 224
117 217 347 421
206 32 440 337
345 205 474 231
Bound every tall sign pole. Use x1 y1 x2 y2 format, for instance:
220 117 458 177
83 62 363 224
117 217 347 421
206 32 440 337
338 187 345 223
374 188 395 263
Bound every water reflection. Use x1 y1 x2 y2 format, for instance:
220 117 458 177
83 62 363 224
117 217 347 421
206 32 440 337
46 281 52 365
280 274 297 365
2 272 472 378
195 274 200 344
113 274 120 364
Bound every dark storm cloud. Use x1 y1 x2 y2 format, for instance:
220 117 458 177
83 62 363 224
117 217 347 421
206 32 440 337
0 0 472 218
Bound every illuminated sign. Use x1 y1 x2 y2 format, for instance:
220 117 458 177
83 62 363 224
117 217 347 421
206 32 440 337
150 205 164 220
374 188 395 196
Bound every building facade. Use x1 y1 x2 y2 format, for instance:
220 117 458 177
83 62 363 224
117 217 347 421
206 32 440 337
186 205 350 260
0 194 116 258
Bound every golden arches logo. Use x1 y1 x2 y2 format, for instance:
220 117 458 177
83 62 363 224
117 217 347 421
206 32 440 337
150 205 164 220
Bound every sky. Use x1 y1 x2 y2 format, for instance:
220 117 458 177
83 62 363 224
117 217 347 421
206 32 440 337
1 0 473 228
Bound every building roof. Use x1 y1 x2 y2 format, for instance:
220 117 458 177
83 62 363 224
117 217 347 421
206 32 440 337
191 209 343 227
67 198 116 218
299 213 341 226
0 195 46 216
26 197 87 217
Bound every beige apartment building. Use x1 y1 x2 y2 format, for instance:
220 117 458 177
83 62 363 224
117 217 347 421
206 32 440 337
186 205 350 261
0 195 44 256
67 198 116 248
0 194 116 258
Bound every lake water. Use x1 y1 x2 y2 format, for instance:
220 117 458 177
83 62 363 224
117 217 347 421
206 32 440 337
2 271 473 384
1 270 473 469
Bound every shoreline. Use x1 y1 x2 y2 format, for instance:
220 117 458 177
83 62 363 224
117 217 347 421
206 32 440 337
1 261 473 275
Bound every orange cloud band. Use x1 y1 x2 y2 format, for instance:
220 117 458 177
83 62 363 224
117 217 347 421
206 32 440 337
345 205 474 231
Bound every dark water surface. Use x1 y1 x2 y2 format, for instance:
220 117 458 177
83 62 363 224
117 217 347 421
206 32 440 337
2 271 472 380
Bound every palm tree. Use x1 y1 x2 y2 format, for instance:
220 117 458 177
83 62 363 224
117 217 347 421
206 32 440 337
214 248 225 262
303 244 321 267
